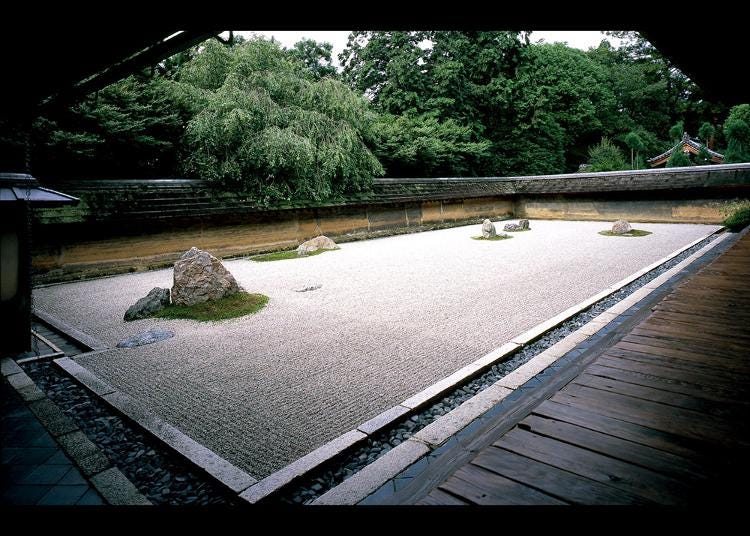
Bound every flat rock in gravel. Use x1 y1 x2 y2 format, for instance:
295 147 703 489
172 247 241 306
297 236 339 256
612 220 632 234
117 328 175 348
124 287 171 321
481 219 496 238
294 284 322 293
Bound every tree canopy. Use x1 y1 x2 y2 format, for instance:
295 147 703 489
20 31 746 202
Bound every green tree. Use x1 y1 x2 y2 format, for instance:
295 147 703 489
587 137 628 172
181 37 383 203
696 145 712 165
340 31 430 115
371 113 490 176
666 148 692 167
289 38 337 80
723 104 750 163
698 122 715 148
32 74 185 179
669 120 684 141
623 131 646 169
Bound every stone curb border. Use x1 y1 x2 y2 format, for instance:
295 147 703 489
53 357 257 495
37 225 723 505
0 357 150 505
312 229 731 504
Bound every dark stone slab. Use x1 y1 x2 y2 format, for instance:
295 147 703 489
116 328 175 349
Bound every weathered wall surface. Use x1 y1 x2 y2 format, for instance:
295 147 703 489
32 198 514 283
515 195 728 223
32 163 750 283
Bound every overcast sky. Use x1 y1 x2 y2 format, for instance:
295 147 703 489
227 31 622 67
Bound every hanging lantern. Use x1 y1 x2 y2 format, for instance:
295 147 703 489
0 173 78 354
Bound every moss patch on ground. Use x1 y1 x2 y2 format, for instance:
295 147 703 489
250 249 331 262
472 234 512 241
153 292 269 321
504 228 531 232
598 229 653 237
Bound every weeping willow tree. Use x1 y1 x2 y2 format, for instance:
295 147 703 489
179 38 383 204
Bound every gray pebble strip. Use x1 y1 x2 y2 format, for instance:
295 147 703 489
279 233 719 504
21 360 238 505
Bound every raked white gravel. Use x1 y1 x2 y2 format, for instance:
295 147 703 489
34 219 720 479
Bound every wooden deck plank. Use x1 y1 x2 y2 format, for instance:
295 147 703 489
533 400 715 461
553 386 748 447
519 414 718 482
417 489 469 506
585 363 750 406
472 446 651 505
572 373 749 419
600 350 750 384
620 333 747 360
613 341 750 372
438 464 567 505
494 428 692 504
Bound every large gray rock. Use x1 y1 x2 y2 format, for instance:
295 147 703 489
171 247 241 306
518 219 530 230
612 220 632 235
124 287 171 321
117 328 175 348
481 219 497 238
297 235 339 256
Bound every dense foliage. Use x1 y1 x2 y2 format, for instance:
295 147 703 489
586 137 628 172
177 38 382 203
19 31 748 205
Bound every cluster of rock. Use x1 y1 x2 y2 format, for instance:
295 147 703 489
297 235 339 256
504 219 530 232
611 220 632 235
124 247 242 322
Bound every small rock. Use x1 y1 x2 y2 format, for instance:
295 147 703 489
294 284 322 293
117 328 175 349
124 287 170 321
481 219 497 238
611 220 632 234
297 235 339 256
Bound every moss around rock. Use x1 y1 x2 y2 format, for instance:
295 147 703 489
598 229 652 237
152 292 268 321
250 249 330 262
472 234 512 241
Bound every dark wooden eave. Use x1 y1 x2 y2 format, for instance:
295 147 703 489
2 29 219 121
641 29 748 105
